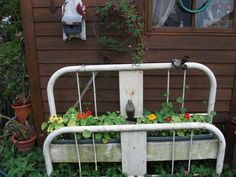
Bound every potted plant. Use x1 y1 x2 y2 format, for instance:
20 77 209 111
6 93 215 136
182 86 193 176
11 93 32 123
0 114 36 152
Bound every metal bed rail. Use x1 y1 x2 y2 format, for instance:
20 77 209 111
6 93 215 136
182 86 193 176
43 123 225 176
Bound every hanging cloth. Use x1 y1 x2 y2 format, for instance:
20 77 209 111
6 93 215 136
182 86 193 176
152 0 176 27
62 0 86 41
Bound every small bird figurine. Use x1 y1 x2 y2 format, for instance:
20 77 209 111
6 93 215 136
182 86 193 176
126 99 135 123
171 55 189 70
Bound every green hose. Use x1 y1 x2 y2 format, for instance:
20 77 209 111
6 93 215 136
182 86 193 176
0 170 8 177
179 0 212 14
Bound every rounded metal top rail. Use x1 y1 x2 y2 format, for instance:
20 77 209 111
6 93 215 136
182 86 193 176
47 62 217 118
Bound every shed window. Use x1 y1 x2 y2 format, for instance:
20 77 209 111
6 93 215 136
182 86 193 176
152 0 235 29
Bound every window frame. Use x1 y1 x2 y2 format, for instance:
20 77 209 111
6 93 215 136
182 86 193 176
145 0 236 35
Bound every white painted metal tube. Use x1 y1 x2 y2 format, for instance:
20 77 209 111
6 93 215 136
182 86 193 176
43 122 225 176
47 62 216 115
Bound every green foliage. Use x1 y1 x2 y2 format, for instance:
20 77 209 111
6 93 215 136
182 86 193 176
138 98 212 137
0 141 127 177
0 0 22 41
0 141 46 177
0 0 27 115
1 140 235 177
42 108 126 143
96 0 144 63
146 160 236 177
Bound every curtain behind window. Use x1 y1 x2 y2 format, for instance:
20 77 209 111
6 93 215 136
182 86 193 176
152 0 176 27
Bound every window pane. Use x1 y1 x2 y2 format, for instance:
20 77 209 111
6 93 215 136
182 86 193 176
195 0 234 28
152 0 192 28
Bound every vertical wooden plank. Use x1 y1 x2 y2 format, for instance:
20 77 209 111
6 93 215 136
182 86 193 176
233 143 236 167
230 64 236 115
121 131 147 176
119 71 143 118
146 0 153 32
20 0 44 143
233 0 236 29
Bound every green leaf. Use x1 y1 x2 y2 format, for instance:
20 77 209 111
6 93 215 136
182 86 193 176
80 119 87 126
210 111 217 117
180 107 187 114
68 119 76 126
76 134 82 140
41 122 48 131
82 130 92 138
95 133 103 140
55 124 64 130
102 133 110 144
176 97 184 104
185 84 190 90
176 130 185 137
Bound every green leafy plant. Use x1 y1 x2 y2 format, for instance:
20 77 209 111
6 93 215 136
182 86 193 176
0 141 46 177
145 160 236 177
0 114 33 141
137 97 211 137
0 0 28 116
95 0 144 63
41 108 126 143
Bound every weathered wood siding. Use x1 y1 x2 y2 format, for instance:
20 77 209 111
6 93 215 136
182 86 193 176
21 0 236 133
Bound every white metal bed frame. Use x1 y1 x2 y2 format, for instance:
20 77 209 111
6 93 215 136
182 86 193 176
44 62 225 176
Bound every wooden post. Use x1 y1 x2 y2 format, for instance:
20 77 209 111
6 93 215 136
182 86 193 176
20 0 45 144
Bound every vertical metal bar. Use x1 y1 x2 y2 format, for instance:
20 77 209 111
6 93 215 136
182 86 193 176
92 72 98 117
171 130 176 175
188 130 194 173
92 133 98 171
182 70 187 109
76 72 83 113
74 133 82 177
74 72 99 107
167 69 170 103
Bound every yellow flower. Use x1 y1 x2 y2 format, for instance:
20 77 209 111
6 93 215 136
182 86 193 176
147 114 157 121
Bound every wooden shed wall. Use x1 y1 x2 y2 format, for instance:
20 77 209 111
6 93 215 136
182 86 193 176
21 0 236 134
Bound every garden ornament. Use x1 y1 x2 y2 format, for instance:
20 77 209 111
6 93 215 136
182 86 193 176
62 0 86 41
126 99 135 123
171 56 188 70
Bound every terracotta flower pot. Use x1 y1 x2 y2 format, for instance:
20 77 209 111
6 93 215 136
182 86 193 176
12 103 32 123
11 132 36 152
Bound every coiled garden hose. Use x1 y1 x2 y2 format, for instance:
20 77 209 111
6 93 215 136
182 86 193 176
179 0 212 14
0 170 8 177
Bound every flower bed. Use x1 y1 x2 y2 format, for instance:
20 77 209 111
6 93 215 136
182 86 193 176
42 108 126 144
42 100 213 143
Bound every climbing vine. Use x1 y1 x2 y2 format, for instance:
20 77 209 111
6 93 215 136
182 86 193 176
95 0 144 63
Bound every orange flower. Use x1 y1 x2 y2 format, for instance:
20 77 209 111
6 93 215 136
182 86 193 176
77 111 93 120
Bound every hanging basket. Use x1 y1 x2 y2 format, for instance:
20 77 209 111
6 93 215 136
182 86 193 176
11 103 32 123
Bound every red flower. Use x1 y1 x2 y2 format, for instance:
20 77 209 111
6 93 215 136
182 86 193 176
164 117 172 122
77 111 93 120
184 113 190 119
85 110 92 116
